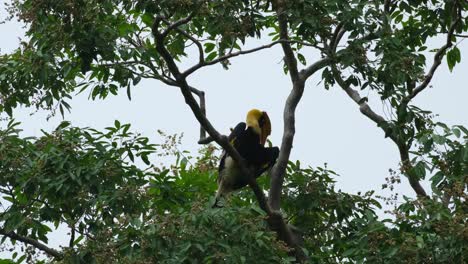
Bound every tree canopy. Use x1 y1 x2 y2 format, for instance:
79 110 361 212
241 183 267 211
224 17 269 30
0 0 467 263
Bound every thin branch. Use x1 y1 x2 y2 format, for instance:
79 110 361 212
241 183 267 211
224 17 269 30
69 223 75 248
407 10 462 101
0 228 62 258
330 23 345 52
144 58 208 140
153 15 269 212
161 13 195 39
198 136 214 144
182 40 287 77
398 144 428 197
161 18 204 64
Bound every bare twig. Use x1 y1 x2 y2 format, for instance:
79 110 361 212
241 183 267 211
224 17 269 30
144 55 208 140
0 228 62 258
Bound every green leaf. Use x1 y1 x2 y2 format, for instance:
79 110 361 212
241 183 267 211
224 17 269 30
204 43 216 53
205 52 217 62
297 53 306 65
141 153 150 165
447 46 461 72
56 121 71 130
430 171 444 187
452 128 461 138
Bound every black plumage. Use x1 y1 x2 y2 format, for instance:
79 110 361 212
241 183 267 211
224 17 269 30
214 110 279 207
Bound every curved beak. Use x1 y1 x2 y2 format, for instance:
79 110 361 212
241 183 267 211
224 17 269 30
260 112 271 145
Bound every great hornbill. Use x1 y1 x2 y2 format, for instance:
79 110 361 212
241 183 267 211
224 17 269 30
213 109 279 207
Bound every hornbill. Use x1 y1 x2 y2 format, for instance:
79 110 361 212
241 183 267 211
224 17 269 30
213 109 280 207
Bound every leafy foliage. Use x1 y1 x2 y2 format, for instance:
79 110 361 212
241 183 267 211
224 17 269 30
0 0 467 263
0 120 466 263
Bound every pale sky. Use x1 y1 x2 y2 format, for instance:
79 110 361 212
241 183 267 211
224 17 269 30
1 3 467 258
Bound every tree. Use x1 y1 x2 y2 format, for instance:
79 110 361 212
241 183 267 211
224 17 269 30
0 0 467 263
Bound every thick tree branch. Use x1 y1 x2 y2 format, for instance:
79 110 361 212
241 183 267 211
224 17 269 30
274 0 300 82
331 65 428 197
300 57 332 80
268 58 331 211
407 10 462 101
330 23 345 52
267 0 304 213
0 228 62 259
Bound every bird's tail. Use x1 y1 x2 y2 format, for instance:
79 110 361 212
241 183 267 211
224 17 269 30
212 184 225 208
212 193 222 208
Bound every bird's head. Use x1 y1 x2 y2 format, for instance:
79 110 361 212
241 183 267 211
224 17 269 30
246 109 272 145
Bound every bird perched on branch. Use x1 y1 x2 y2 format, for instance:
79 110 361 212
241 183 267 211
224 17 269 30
213 109 280 207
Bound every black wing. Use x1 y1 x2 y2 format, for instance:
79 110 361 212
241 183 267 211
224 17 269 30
254 146 279 178
218 122 247 174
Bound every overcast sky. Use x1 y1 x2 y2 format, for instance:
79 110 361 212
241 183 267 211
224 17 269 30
1 3 467 258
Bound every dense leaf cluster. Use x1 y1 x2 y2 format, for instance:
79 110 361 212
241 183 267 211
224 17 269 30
0 121 466 263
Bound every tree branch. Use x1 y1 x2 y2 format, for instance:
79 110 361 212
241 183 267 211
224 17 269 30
182 40 287 77
407 9 462 101
160 18 204 64
330 64 428 197
145 59 208 140
160 13 195 39
0 228 62 259
267 1 304 213
330 65 388 126
300 57 332 80
398 144 428 197
274 0 300 83
330 23 345 52
268 58 331 211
